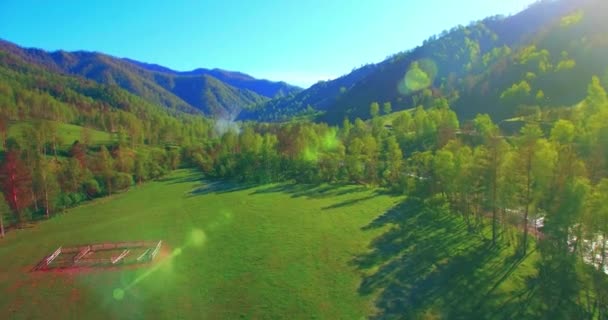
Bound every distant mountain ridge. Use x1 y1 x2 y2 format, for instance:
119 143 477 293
0 40 301 117
123 59 301 99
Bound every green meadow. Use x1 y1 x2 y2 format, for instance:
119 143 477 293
0 169 539 319
2 121 113 152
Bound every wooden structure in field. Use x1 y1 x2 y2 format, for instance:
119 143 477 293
32 240 162 271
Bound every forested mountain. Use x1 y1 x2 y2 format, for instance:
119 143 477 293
126 59 301 99
0 40 300 118
245 0 608 124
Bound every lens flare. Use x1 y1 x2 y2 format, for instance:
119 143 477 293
112 288 125 301
398 59 437 95
113 240 189 300
111 211 234 300
322 129 339 151
189 229 206 247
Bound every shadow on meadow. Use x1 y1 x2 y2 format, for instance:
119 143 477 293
189 180 257 196
250 183 374 200
355 196 539 319
158 172 203 185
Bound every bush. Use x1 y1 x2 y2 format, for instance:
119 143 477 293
84 179 101 197
113 173 133 192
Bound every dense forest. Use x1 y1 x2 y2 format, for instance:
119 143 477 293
1 0 608 317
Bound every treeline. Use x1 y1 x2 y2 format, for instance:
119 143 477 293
0 121 183 236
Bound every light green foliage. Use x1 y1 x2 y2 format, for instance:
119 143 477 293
531 139 558 198
550 119 575 144
382 102 392 115
473 114 498 138
464 37 481 70
370 102 380 118
584 76 608 114
525 72 537 80
482 45 511 66
560 10 584 27
536 90 545 102
556 59 576 71
346 137 365 181
433 148 456 193
518 45 552 72
500 80 532 102
97 146 115 194
382 135 403 185
587 179 608 236
603 68 608 92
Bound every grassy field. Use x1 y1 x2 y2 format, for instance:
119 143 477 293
2 121 113 152
0 169 539 319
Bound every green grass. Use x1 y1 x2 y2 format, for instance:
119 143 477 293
0 169 540 319
2 121 113 152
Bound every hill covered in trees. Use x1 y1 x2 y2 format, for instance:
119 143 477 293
243 0 608 124
0 40 301 118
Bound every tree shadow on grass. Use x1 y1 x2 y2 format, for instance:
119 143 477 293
354 197 539 319
250 183 370 200
158 172 203 185
321 194 379 210
189 180 257 196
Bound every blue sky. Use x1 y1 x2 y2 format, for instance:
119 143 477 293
0 0 534 87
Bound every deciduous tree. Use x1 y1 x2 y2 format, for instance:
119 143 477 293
0 151 33 225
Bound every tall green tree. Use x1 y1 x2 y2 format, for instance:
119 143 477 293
513 124 543 254
382 135 403 187
370 102 380 118
584 76 608 115
96 146 115 195
382 102 392 115
33 157 59 219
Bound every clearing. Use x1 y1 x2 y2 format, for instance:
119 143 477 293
0 169 538 319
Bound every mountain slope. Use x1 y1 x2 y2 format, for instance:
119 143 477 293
249 0 608 124
0 40 300 118
238 64 377 121
0 45 212 145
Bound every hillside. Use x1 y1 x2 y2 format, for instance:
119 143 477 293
247 0 608 124
0 40 301 118
0 45 213 148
